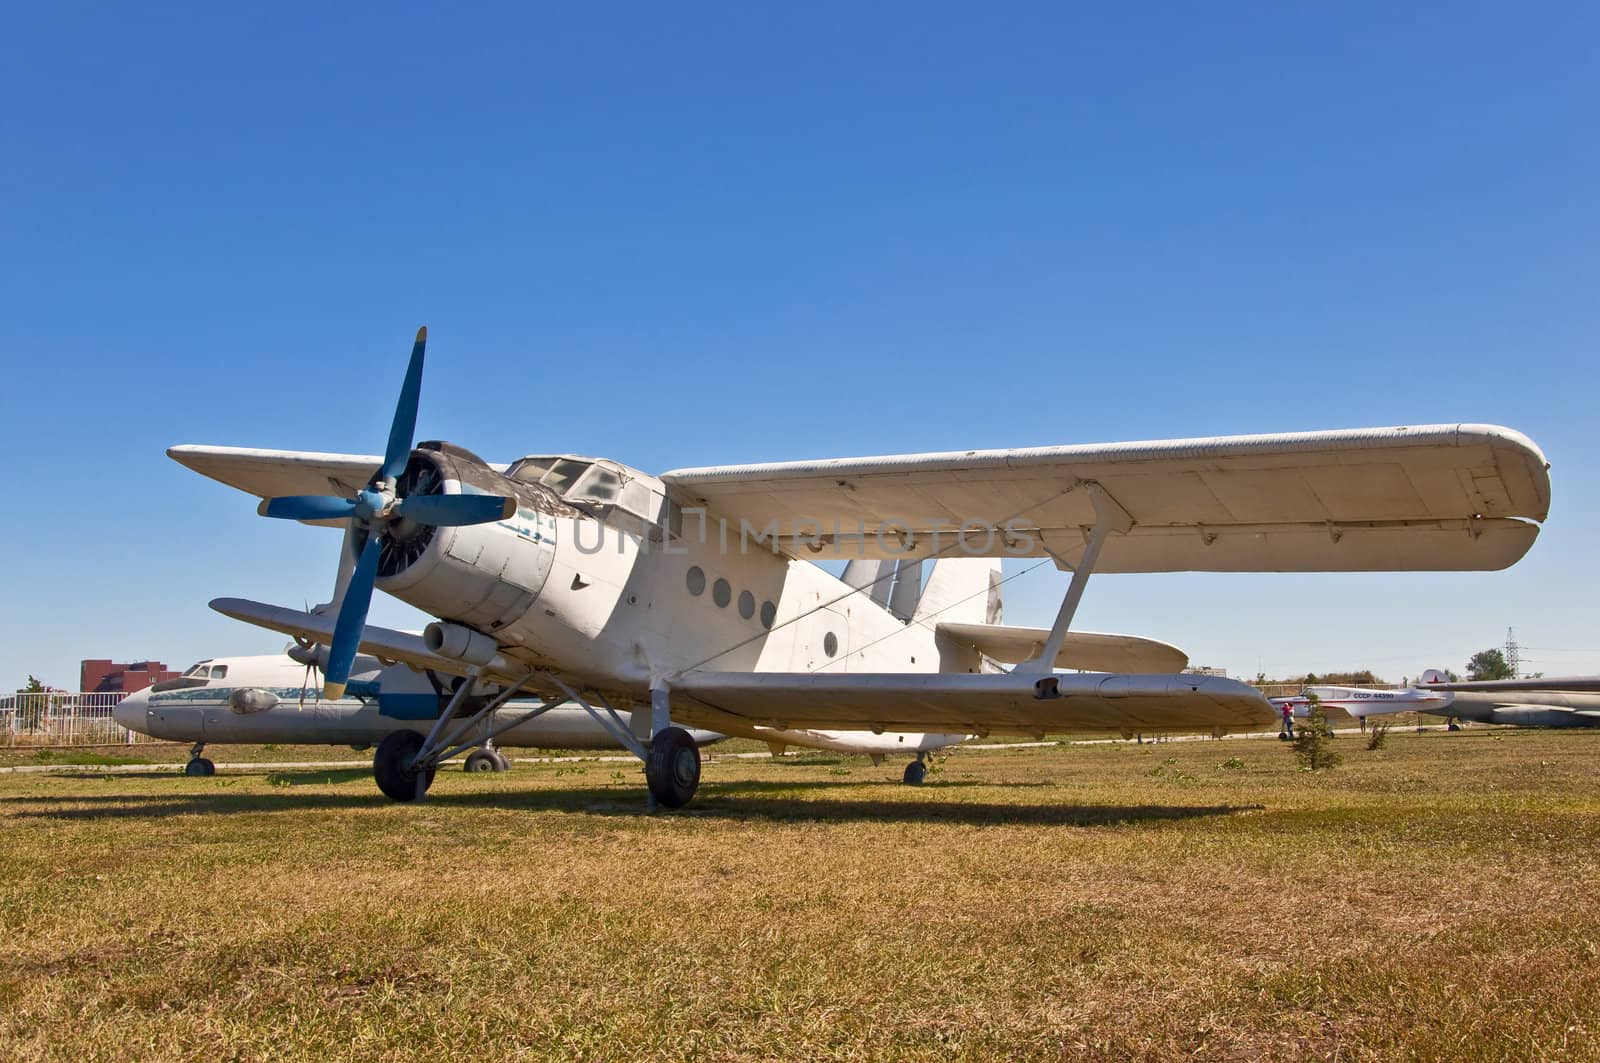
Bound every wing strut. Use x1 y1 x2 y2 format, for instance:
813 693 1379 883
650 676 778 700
1015 483 1133 675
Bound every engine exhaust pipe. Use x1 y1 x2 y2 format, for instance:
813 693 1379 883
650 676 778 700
424 622 502 666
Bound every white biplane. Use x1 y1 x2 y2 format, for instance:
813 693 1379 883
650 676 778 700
169 328 1552 807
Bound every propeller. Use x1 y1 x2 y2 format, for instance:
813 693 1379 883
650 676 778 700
260 327 515 699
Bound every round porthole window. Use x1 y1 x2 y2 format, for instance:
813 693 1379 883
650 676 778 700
686 567 706 596
738 590 755 619
760 601 777 629
823 632 838 657
713 578 732 608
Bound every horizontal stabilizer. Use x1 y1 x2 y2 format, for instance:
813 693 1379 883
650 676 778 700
935 622 1187 673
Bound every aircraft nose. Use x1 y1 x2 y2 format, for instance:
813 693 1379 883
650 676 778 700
113 689 150 731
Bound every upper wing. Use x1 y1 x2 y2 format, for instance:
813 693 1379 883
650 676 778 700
662 424 1550 571
668 670 1273 735
170 445 384 499
934 623 1187 673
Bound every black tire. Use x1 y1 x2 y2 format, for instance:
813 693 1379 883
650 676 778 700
464 749 498 774
1447 721 1462 732
646 726 700 809
184 757 215 778
374 731 436 802
491 751 512 772
903 759 926 786
1278 732 1293 742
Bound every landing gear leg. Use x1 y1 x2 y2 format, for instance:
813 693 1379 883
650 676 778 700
645 726 701 809
903 752 927 786
643 686 699 809
184 742 215 777
548 677 699 811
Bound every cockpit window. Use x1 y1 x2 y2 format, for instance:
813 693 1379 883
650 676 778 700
569 465 623 505
541 459 592 494
183 661 212 677
506 456 556 484
210 665 228 679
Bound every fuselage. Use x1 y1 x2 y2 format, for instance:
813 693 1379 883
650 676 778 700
382 446 987 703
1429 689 1600 728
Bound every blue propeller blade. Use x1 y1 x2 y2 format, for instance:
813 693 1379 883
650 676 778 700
263 496 359 521
396 493 516 527
323 535 381 700
381 326 428 483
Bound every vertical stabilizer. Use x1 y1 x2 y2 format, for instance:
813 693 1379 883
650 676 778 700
842 560 895 610
887 560 924 621
913 558 1003 626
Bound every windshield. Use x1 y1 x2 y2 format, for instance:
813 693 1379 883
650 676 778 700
541 459 592 494
506 456 556 484
570 465 624 505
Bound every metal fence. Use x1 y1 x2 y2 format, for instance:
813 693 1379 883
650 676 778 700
0 691 171 747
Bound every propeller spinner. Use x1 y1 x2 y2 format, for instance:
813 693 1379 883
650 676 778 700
260 327 515 698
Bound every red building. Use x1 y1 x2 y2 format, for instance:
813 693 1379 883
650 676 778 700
80 660 181 694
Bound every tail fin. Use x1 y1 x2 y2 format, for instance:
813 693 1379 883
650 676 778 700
842 560 895 610
1420 669 1448 685
842 559 924 620
912 558 1003 626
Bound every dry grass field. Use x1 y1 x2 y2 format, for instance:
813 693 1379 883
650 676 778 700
2 729 1598 1061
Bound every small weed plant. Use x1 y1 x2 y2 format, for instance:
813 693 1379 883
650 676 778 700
1365 721 1392 751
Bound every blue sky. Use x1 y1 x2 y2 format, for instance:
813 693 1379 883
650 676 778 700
3 3 1595 688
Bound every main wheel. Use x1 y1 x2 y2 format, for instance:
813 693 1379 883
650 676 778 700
184 757 215 777
374 731 436 802
491 751 512 772
646 726 700 809
464 749 499 773
902 759 926 786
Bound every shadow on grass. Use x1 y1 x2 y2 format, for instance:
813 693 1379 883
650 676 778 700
0 780 1263 827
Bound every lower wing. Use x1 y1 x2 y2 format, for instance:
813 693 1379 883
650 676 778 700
669 670 1273 737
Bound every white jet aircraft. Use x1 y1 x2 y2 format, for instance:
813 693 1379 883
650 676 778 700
167 328 1552 808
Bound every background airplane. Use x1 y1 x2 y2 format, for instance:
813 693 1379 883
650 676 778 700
1306 671 1600 730
115 652 728 776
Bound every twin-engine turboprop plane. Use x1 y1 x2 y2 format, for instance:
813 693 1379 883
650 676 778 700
113 652 729 776
167 327 1552 808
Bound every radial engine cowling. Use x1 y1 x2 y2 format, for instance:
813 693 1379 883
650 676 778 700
373 442 562 635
